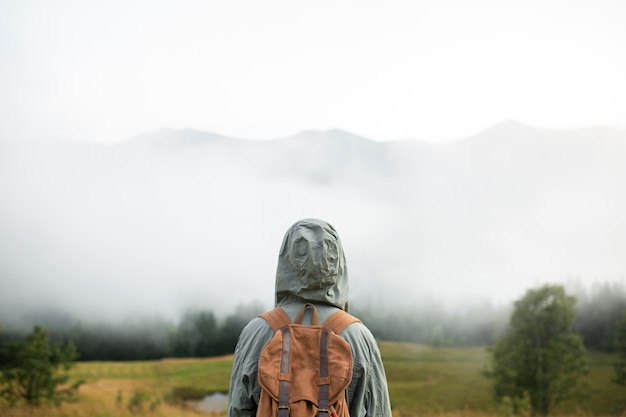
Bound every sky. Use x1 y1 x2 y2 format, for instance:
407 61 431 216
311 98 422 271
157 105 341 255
1 0 626 145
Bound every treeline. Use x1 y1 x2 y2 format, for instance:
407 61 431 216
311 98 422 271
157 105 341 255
572 281 626 351
352 300 511 347
353 281 626 351
0 303 264 361
1 281 625 360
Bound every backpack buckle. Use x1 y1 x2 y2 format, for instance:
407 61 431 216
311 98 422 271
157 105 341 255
278 405 290 417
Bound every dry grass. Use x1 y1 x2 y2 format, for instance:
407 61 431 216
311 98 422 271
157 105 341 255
158 355 234 365
0 375 222 417
0 358 230 417
0 402 216 417
0 345 622 417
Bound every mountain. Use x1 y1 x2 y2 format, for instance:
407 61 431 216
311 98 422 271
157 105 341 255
1 123 625 322
123 128 234 150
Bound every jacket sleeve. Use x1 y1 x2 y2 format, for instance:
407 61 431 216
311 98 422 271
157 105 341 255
342 323 393 417
227 317 274 417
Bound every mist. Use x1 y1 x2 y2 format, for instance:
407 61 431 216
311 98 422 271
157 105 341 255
1 122 625 326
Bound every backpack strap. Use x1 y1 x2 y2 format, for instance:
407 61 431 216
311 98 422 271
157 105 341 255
318 327 331 417
278 326 291 417
259 307 292 332
322 310 361 334
259 308 293 417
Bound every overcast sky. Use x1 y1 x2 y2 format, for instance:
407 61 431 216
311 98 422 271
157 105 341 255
1 0 625 144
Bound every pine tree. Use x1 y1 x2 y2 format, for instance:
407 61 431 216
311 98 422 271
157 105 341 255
614 311 626 386
0 325 82 406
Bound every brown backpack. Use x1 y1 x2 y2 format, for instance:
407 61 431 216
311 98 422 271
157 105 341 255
257 304 360 417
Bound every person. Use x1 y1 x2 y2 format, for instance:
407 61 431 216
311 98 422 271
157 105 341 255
227 218 392 417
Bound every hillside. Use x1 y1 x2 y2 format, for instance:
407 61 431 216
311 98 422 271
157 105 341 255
1 123 625 321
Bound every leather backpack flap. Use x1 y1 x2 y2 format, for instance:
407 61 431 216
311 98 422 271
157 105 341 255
257 324 353 405
286 325 353 404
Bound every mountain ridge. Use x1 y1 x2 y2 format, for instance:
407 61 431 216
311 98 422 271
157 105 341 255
115 121 626 150
1 121 625 320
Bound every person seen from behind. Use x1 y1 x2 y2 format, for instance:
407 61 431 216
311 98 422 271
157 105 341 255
227 218 392 417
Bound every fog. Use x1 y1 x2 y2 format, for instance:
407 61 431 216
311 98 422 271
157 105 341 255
1 123 625 325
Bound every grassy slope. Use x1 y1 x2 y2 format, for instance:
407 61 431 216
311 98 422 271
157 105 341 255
0 343 623 417
382 342 495 414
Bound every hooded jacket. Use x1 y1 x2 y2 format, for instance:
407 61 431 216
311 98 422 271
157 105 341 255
227 219 392 417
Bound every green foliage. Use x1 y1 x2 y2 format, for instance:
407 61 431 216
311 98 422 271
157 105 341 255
172 310 219 357
572 281 626 351
487 285 588 416
165 385 208 404
0 325 83 406
499 392 531 417
125 388 162 413
170 302 264 358
614 311 626 386
126 389 151 413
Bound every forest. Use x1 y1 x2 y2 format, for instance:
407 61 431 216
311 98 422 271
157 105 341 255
1 281 624 361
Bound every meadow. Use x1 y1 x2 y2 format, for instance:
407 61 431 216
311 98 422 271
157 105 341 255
0 342 622 417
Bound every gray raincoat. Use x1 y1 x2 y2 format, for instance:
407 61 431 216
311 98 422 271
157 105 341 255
227 219 392 417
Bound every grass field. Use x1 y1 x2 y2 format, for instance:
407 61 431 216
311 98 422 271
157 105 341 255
381 342 624 416
0 342 623 417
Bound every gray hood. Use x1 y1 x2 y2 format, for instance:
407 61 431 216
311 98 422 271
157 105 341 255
275 218 349 311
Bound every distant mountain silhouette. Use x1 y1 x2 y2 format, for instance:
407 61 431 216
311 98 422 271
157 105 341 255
1 122 625 320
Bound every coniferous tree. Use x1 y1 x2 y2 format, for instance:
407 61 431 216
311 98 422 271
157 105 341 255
614 311 626 386
0 326 82 406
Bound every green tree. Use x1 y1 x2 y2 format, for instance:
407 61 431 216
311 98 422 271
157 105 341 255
172 310 219 357
0 325 82 406
487 285 587 416
614 311 626 386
